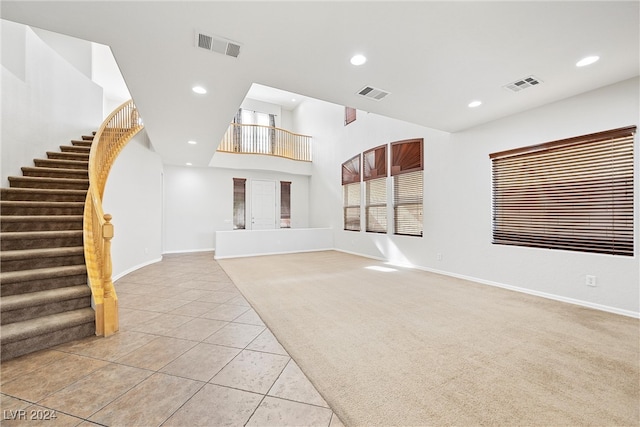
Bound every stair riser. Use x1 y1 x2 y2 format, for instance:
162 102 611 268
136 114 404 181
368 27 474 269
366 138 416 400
81 135 94 141
0 189 86 202
60 146 91 154
1 235 83 251
0 205 84 215
1 273 88 296
22 169 88 179
47 152 89 161
34 159 88 170
1 255 85 273
1 297 91 325
9 180 88 191
1 220 83 232
1 321 94 361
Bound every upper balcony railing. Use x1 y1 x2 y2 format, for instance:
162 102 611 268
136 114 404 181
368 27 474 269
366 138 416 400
218 123 312 162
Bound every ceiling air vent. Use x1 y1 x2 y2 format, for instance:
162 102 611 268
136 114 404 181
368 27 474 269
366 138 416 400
357 86 390 101
503 75 543 92
195 30 242 58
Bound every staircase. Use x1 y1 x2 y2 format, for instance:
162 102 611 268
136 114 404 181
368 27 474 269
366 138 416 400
1 134 96 361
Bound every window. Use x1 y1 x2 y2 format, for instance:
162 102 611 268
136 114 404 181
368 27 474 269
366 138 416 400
342 154 361 231
233 178 246 230
391 139 424 236
364 145 387 233
490 126 635 256
345 107 356 126
232 108 276 154
280 181 291 228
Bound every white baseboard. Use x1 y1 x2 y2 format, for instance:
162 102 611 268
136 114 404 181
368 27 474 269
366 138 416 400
215 247 334 260
334 249 640 319
162 248 215 255
112 256 163 282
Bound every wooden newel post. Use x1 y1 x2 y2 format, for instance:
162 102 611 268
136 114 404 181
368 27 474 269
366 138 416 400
102 214 119 336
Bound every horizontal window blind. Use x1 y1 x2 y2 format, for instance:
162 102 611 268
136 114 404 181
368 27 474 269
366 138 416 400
394 171 423 236
344 182 361 231
345 107 356 126
366 177 387 233
490 126 635 256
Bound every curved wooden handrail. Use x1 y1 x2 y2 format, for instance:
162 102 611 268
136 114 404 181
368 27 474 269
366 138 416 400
218 123 312 162
83 100 143 336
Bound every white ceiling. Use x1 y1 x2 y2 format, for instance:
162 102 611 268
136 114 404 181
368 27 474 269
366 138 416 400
2 1 638 166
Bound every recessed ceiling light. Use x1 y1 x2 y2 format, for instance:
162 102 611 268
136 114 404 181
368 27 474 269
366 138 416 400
468 100 482 108
192 86 207 94
291 98 296 102
186 162 192 166
187 140 197 145
350 54 367 66
576 56 599 67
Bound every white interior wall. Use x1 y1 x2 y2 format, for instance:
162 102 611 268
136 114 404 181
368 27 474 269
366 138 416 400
1 20 102 185
299 78 639 316
31 26 92 78
91 43 131 118
163 164 310 253
102 130 164 279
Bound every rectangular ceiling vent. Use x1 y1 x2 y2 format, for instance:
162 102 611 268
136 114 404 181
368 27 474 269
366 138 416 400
503 75 543 92
195 30 242 58
357 86 391 101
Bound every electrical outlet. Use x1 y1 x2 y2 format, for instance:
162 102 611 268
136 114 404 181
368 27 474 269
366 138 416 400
436 252 443 261
585 275 597 287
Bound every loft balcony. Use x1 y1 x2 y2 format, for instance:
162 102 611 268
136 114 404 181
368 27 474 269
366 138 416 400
217 123 312 162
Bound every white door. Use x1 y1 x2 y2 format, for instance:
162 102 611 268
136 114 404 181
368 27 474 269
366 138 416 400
251 180 276 230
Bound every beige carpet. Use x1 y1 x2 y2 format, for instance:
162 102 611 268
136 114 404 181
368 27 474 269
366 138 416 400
219 251 639 426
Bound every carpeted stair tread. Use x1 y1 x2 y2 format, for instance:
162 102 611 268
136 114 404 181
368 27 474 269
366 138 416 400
71 139 92 147
46 151 90 161
33 158 88 170
21 166 88 179
1 285 91 313
0 215 83 222
0 265 87 285
0 188 87 202
1 246 84 262
0 308 94 345
60 145 91 154
1 229 83 250
1 215 83 232
0 246 85 272
0 200 85 216
1 200 84 209
8 176 89 186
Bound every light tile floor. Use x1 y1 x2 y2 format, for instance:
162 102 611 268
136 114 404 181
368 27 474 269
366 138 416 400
1 253 345 427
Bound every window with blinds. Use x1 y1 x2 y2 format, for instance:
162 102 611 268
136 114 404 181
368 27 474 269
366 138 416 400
394 171 423 236
345 107 356 126
280 181 291 228
364 145 387 233
342 154 361 231
344 182 361 231
233 178 246 230
490 126 635 256
391 139 424 236
366 179 386 233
